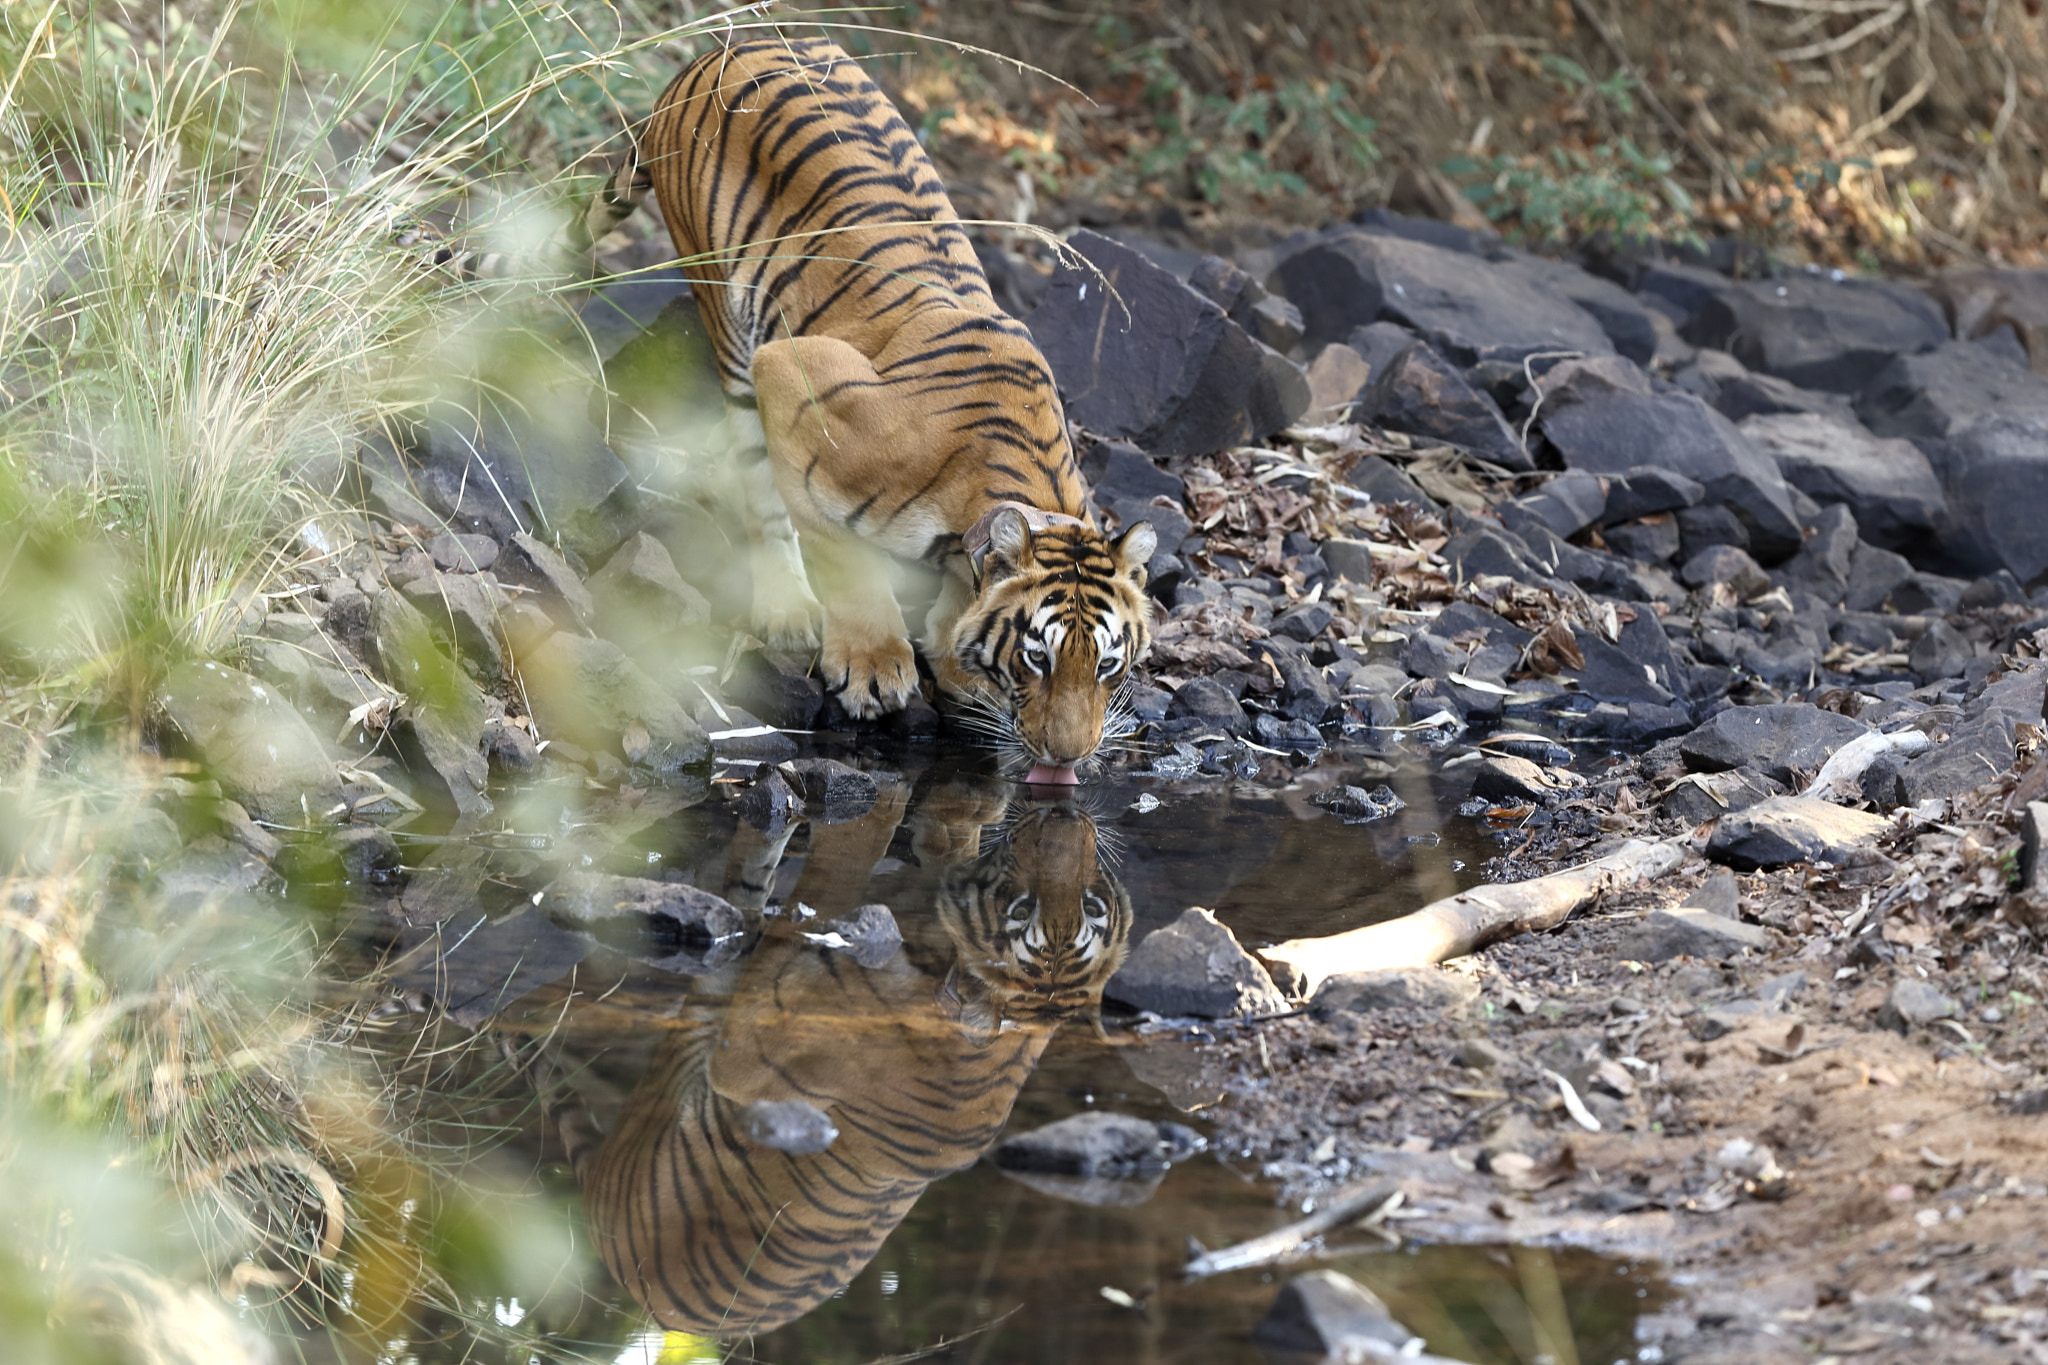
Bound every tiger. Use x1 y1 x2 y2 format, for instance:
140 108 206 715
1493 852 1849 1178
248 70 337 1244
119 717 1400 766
616 33 1157 783
557 773 1132 1337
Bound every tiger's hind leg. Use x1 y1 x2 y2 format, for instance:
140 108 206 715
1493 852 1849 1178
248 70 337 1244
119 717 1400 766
723 407 824 650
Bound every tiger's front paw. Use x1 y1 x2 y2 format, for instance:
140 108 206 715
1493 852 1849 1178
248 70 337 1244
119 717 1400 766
751 585 824 652
821 626 920 718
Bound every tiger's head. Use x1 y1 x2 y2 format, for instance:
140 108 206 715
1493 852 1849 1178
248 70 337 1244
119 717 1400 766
937 799 1132 1026
950 505 1156 783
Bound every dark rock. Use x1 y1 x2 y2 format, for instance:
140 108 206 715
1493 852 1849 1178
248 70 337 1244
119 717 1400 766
1739 413 1943 551
1081 439 1187 509
1896 662 2046 802
1272 228 1613 364
1535 357 1801 561
1253 1270 1418 1358
1343 452 1442 512
1682 869 1741 919
588 531 712 646
726 650 826 731
542 870 746 974
782 758 880 822
706 707 800 764
481 716 539 775
1602 515 1681 564
1709 365 1864 426
1355 341 1530 470
1502 470 1606 539
1679 545 1769 596
1960 571 2028 610
1843 544 1917 613
1310 783 1406 823
1566 612 1684 705
158 661 347 827
497 532 595 630
735 768 800 834
1105 906 1288 1018
1272 601 1335 643
1029 230 1308 456
1680 704 1869 785
1274 654 1341 722
1164 677 1249 736
1706 795 1891 870
1684 270 1948 393
1352 205 1495 254
1908 620 1984 686
818 903 903 969
1601 466 1706 525
1441 525 1545 585
1498 252 1658 363
1661 769 1786 826
993 1111 1206 1178
392 908 592 1026
1313 967 1481 1016
328 824 401 885
1470 754 1583 805
519 632 710 772
1675 502 1750 560
429 531 499 572
1875 978 1960 1033
1620 906 1769 962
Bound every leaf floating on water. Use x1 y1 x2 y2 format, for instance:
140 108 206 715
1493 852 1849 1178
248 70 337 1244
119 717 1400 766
1099 1286 1139 1310
1130 793 1162 813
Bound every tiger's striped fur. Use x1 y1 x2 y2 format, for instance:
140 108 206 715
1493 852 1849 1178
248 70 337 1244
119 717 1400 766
572 781 1129 1336
629 34 1154 769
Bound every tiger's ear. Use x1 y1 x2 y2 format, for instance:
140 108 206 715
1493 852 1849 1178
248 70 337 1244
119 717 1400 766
982 505 1033 581
1112 520 1156 582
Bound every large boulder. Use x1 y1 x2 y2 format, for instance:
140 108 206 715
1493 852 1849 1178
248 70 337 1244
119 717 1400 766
1496 252 1659 364
1927 268 2048 377
1270 228 1614 363
1534 357 1803 561
1679 704 1871 786
1353 340 1530 470
1682 270 1948 393
1738 413 1944 552
1896 663 2047 803
1027 230 1307 456
159 661 347 827
1706 795 1891 871
1105 906 1287 1018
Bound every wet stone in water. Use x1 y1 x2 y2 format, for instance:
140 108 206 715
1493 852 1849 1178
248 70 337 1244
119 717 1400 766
811 903 903 969
1312 783 1406 823
992 1111 1206 1178
782 758 879 822
740 1099 839 1155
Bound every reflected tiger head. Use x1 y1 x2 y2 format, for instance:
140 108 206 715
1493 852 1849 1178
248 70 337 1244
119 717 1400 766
937 798 1132 1030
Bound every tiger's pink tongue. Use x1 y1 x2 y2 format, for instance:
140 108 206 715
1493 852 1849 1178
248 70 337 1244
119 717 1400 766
1024 762 1080 786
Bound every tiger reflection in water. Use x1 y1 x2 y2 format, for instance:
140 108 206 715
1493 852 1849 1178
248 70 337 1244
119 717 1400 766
554 774 1131 1337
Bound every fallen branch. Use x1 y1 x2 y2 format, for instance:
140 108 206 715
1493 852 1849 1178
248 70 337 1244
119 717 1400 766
1183 1181 1402 1280
1259 839 1686 999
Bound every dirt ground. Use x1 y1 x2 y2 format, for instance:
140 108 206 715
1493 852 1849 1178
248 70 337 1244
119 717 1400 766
1199 770 2048 1363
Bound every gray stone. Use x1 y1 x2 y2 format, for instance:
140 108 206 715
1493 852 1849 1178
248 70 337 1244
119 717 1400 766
739 1099 838 1155
1680 705 1870 786
783 758 880 822
1773 502 1860 603
1601 466 1706 525
2020 801 2048 896
1739 412 1943 552
1253 1270 1419 1358
1908 620 1984 686
497 532 595 630
1876 978 1960 1033
428 531 499 573
1343 452 1442 512
1105 906 1288 1018
1685 270 1949 393
370 590 491 816
992 1111 1206 1178
1164 677 1249 737
1897 663 2046 802
1682 869 1741 919
541 869 745 974
819 903 903 969
519 632 710 772
1497 251 1658 363
391 907 592 1027
1029 230 1307 456
587 531 712 644
158 661 346 827
1602 515 1681 565
1355 340 1530 470
397 569 512 687
1706 795 1891 871
1534 357 1802 562
1272 228 1614 364
1620 906 1770 962
1679 545 1769 596
1469 753 1583 805
1501 470 1608 540
1312 967 1482 1016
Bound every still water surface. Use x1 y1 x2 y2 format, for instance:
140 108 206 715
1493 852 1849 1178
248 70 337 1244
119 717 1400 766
314 739 1657 1364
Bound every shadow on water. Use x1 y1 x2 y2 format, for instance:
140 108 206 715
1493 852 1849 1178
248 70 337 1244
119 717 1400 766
331 745 1660 1364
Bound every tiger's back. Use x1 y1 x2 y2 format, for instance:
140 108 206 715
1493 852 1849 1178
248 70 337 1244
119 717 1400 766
641 35 1088 548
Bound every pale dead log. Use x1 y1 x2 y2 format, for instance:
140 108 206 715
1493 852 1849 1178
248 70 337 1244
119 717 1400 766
1259 839 1686 999
1183 1181 1402 1280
